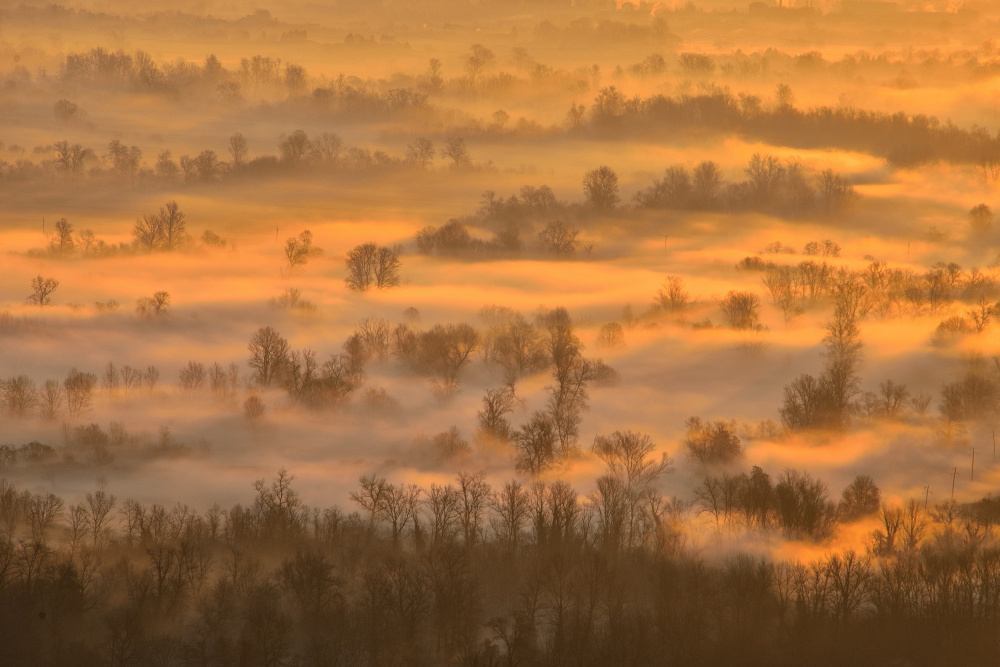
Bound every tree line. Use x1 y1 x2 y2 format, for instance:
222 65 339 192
573 84 1000 169
4 465 1000 666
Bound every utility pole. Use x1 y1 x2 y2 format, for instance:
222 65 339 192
952 466 958 500
924 485 930 511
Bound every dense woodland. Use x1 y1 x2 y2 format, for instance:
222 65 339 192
6 468 1000 666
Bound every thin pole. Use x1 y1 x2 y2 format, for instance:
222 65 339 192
924 485 930 511
952 467 958 500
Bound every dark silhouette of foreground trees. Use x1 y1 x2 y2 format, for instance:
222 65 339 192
3 468 1000 666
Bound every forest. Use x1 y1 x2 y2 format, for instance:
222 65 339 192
1 0 1000 664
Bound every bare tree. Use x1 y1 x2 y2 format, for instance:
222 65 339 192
310 132 343 164
53 141 89 174
285 63 307 95
192 150 222 181
49 218 75 256
490 480 529 551
179 361 206 391
425 484 461 547
969 203 993 233
838 475 881 520
440 137 471 169
2 375 37 417
424 58 444 93
136 291 171 318
120 365 143 391
229 132 249 169
101 362 121 397
133 214 162 251
39 379 62 420
248 326 291 387
145 366 160 391
345 243 378 291
357 317 393 363
538 221 580 255
465 44 495 82
763 266 801 321
155 150 179 181
457 472 491 547
419 323 480 388
374 245 402 288
478 386 516 442
592 429 673 550
406 137 434 167
346 243 401 291
745 153 784 207
25 492 63 543
26 275 59 306
53 99 79 120
244 394 265 425
381 483 421 545
278 130 311 163
692 160 723 207
656 276 689 312
513 411 559 474
64 369 97 417
350 474 389 533
285 230 320 270
583 166 619 211
158 201 186 249
107 139 142 184
720 291 761 330
85 483 117 547
596 323 624 349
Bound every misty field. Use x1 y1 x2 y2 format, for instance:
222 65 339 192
1 0 1000 665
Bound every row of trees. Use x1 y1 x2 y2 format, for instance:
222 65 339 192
756 258 1000 321
633 154 857 216
32 204 230 261
695 466 881 540
415 218 586 258
59 48 310 99
0 365 163 421
576 84 1000 168
2 466 1000 666
7 130 464 189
